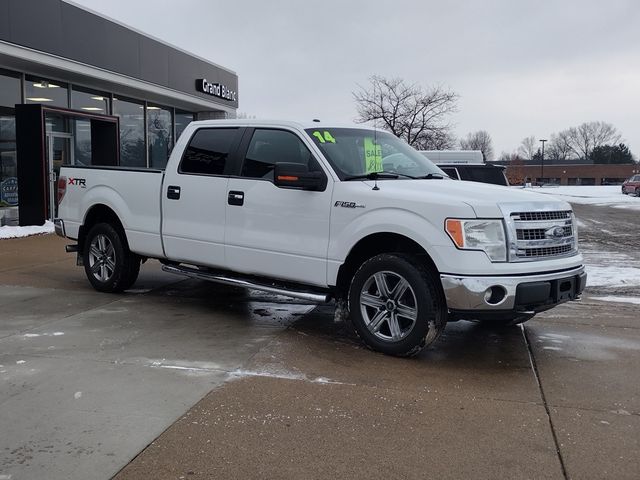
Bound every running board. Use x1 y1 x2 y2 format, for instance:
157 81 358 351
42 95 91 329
161 264 331 303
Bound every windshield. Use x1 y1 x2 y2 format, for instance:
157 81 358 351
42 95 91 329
304 128 446 180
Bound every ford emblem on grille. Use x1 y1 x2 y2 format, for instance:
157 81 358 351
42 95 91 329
545 226 565 239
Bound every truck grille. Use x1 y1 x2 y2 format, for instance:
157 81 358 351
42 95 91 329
513 211 572 221
516 226 573 240
505 208 577 262
521 244 574 258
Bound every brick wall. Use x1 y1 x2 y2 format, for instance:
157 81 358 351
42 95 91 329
505 164 640 185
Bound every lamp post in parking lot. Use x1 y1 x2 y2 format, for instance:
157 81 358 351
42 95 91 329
539 138 547 184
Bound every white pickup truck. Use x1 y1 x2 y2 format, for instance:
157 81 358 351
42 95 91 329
55 120 586 356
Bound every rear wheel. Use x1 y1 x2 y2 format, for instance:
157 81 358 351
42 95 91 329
347 253 446 357
83 223 140 293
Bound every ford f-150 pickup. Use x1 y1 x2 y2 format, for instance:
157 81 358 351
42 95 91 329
54 120 586 356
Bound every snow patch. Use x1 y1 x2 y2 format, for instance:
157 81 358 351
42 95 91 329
74 391 82 399
15 360 25 365
0 221 54 239
591 296 640 305
529 185 640 206
585 265 640 287
229 369 350 385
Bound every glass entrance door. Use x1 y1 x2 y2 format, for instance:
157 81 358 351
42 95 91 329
46 133 73 220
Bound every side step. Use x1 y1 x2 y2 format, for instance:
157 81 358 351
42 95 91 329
161 264 331 303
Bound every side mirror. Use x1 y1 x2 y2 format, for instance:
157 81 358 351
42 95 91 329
274 162 326 191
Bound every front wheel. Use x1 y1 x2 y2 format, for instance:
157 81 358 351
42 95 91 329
347 253 446 357
83 223 140 293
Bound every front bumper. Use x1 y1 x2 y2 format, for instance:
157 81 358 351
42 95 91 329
441 265 586 314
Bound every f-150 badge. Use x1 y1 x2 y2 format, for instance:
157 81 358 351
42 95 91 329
334 201 365 209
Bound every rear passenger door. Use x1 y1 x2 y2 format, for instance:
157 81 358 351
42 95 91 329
161 127 243 268
225 127 333 287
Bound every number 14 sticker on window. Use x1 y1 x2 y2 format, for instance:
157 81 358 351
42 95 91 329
312 130 336 143
364 137 383 173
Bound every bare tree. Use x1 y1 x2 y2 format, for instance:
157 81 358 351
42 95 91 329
459 130 494 161
546 131 574 161
565 121 622 160
517 135 537 160
424 130 457 150
353 75 458 150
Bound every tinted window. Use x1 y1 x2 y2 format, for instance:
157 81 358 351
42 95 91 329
25 76 69 108
71 86 110 114
147 104 173 169
0 70 21 108
113 96 145 167
175 111 194 140
241 129 315 180
180 128 239 175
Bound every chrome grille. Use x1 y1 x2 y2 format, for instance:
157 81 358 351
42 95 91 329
512 211 572 221
520 244 574 258
516 226 573 240
502 207 578 262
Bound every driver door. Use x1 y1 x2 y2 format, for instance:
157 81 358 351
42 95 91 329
224 128 333 286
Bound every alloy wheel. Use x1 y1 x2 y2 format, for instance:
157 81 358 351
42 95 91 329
88 234 116 282
359 270 418 342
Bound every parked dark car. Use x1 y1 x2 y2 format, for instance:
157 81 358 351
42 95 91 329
621 175 640 195
438 163 509 186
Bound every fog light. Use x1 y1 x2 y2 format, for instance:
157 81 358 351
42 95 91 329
484 286 506 305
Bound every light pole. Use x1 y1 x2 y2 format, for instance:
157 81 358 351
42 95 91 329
539 139 547 184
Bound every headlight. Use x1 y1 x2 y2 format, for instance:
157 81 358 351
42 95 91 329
445 219 507 262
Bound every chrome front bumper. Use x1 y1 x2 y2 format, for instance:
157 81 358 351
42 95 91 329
441 265 586 311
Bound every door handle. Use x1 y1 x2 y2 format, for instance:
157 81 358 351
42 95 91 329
167 185 181 200
228 190 244 206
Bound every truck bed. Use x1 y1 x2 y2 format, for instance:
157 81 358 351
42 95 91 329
58 166 165 258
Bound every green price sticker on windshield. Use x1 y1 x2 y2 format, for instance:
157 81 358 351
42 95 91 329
364 137 383 173
312 130 336 143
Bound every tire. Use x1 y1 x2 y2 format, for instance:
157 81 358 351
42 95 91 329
347 253 446 357
636 188 640 197
83 223 140 293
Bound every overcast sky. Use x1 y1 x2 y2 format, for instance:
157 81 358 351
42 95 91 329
73 0 640 157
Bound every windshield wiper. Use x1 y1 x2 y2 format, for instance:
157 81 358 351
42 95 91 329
343 171 417 181
418 173 446 179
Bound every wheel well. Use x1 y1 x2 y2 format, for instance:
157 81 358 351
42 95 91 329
78 204 126 250
335 233 439 295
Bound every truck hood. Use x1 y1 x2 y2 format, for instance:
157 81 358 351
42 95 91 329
361 179 572 217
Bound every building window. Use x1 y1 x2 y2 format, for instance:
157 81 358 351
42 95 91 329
0 110 18 225
0 70 21 108
73 119 92 166
147 104 172 169
113 96 146 167
25 76 69 108
580 178 596 186
175 111 194 141
567 178 578 185
71 86 110 115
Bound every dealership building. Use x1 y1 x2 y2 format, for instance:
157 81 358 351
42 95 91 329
0 0 238 225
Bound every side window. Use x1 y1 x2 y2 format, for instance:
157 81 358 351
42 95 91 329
179 128 239 175
241 129 319 180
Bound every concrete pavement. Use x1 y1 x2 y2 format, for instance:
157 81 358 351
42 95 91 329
1 232 639 479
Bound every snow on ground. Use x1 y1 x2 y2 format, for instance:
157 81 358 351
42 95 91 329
520 185 640 209
0 220 54 239
591 296 640 305
585 265 640 288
